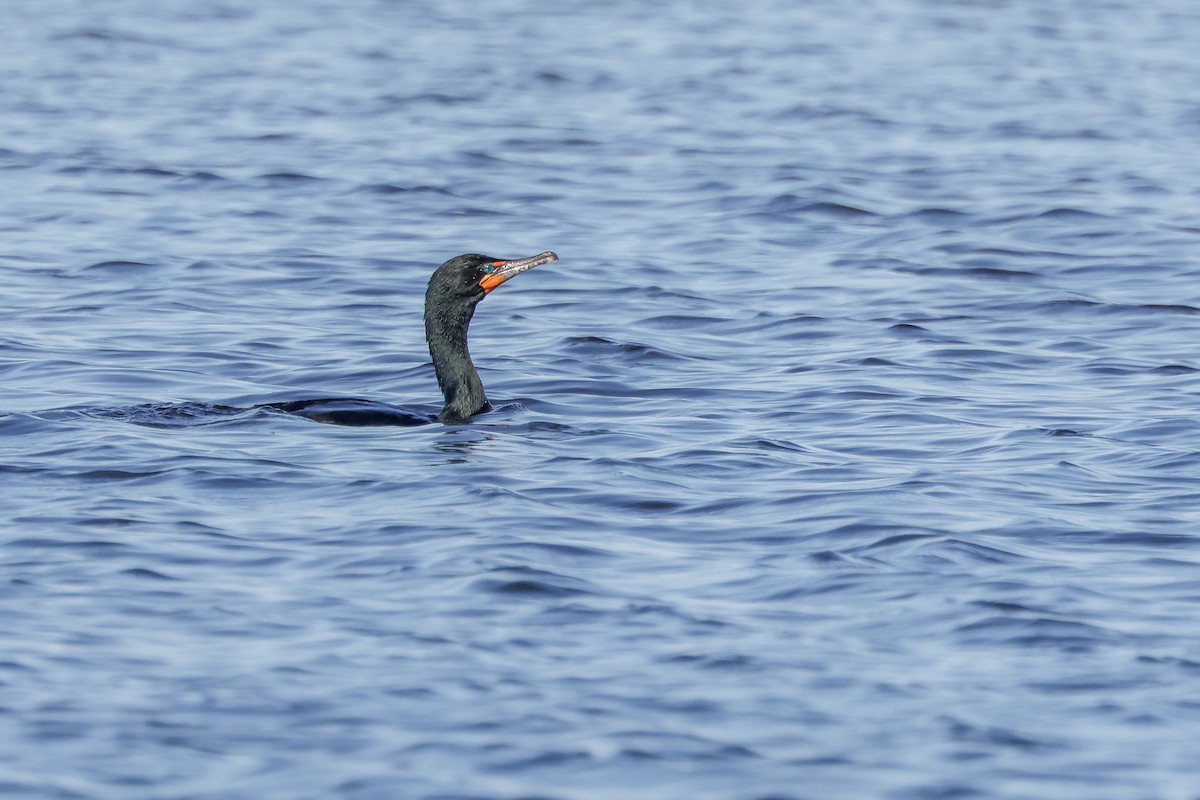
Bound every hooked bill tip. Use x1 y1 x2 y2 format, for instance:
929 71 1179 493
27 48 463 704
478 250 557 292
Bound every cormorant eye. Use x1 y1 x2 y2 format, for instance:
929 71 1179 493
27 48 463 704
482 265 494 274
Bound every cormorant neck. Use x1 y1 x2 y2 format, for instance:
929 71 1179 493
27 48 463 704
425 299 487 423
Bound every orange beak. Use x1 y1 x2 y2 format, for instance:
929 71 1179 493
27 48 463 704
478 251 558 293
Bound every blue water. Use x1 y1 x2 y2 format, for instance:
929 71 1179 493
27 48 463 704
4 1 1200 797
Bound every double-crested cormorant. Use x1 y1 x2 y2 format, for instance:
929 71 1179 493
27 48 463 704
269 251 557 426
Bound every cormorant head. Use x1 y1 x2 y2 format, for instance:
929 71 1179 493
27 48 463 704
427 251 558 305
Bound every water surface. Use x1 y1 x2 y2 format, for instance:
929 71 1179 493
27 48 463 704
3 1 1200 798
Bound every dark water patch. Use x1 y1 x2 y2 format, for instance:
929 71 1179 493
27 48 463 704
471 567 600 599
67 469 170 481
1131 302 1200 315
176 170 228 183
103 166 184 178
79 259 157 271
942 716 1060 751
378 91 486 107
985 207 1112 225
255 172 325 184
484 749 592 773
954 617 1116 649
888 261 1042 281
1042 427 1090 438
50 27 185 48
1097 532 1200 548
5 536 128 551
756 195 879 218
448 204 511 218
239 133 299 143
238 208 285 220
474 541 614 562
1028 677 1152 694
639 314 732 331
1032 207 1110 220
904 207 973 222
1137 655 1200 671
990 121 1117 141
736 437 810 454
120 567 178 581
885 322 939 339
349 183 453 196
665 653 766 676
352 183 411 195
502 137 597 154
773 103 891 126
534 70 572 85
932 243 1088 260
968 600 1048 614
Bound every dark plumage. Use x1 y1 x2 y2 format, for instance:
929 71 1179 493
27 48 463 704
270 251 557 426
425 251 557 422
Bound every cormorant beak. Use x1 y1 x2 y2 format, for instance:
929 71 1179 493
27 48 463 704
479 251 558 294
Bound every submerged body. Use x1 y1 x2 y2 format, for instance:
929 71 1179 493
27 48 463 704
264 398 434 426
278 251 557 426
